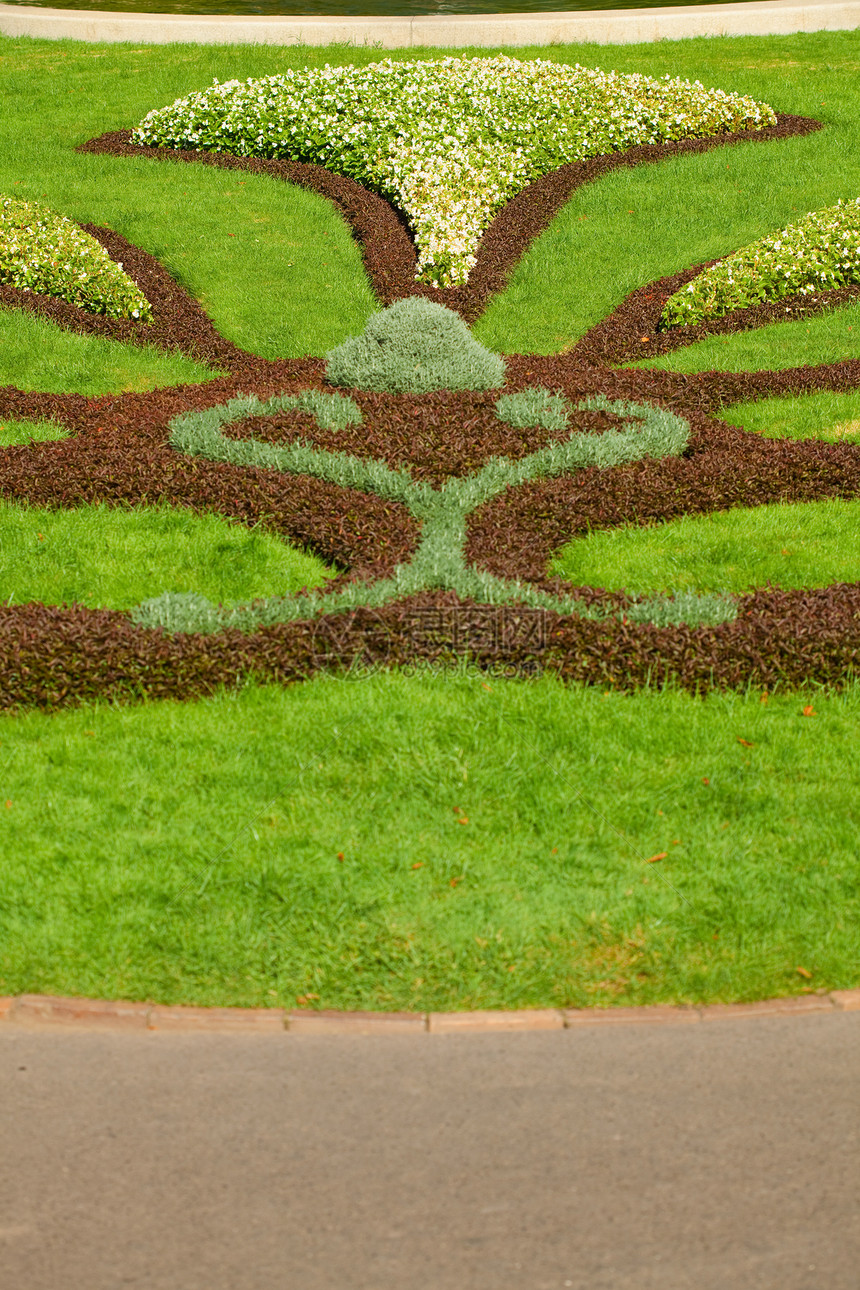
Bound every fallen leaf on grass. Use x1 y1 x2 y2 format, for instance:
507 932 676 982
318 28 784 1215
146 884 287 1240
337 852 344 862
295 994 320 1006
737 737 755 747
803 706 816 717
796 966 813 979
645 852 668 864
411 861 424 870
450 876 463 888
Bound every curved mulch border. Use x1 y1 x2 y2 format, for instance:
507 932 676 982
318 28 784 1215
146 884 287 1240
464 355 860 588
0 225 259 372
79 114 820 325
1 580 859 710
571 268 860 369
0 369 421 583
2 988 857 1032
0 108 857 705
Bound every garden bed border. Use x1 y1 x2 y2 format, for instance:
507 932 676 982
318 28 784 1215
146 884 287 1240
0 0 858 49
1 988 858 1032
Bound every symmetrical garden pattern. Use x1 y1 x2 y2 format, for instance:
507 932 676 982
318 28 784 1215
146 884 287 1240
2 57 860 708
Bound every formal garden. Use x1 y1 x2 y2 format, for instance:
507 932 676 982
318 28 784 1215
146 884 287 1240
0 29 858 1012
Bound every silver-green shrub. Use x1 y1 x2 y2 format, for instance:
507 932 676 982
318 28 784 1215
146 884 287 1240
495 387 570 433
325 298 506 394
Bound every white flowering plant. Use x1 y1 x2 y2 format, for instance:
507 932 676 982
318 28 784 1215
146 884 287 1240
0 195 153 321
132 56 776 289
661 197 860 327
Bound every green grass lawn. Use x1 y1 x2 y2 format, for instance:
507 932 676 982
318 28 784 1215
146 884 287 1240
0 304 218 394
2 673 857 1011
630 300 860 376
550 498 860 596
0 501 335 609
0 29 858 1010
718 387 860 444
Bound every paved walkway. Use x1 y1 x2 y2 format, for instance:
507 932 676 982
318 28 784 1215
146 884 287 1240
2 1012 858 1289
0 0 859 47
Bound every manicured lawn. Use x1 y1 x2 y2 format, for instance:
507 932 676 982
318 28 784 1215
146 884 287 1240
550 498 860 596
2 674 857 1011
0 500 334 609
0 303 218 394
718 387 860 444
0 30 857 1010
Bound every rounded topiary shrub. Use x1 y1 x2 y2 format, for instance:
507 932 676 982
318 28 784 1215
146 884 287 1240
324 297 506 394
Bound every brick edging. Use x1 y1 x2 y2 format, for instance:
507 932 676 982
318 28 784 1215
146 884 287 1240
1 991 858 1034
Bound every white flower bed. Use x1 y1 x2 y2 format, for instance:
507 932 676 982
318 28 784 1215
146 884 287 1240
0 196 152 321
661 197 860 327
132 56 775 289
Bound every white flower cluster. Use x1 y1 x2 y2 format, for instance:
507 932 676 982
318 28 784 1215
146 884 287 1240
0 195 153 321
132 56 775 289
661 197 860 327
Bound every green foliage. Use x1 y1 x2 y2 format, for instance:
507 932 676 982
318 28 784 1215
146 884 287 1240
325 298 506 394
0 416 68 446
550 498 860 595
661 197 860 328
0 194 153 322
625 591 738 628
2 674 859 1010
163 390 694 633
225 388 363 432
132 54 774 288
0 500 335 610
495 386 570 432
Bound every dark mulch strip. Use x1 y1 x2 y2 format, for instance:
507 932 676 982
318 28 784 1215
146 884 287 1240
1 110 857 700
466 356 860 586
81 114 820 325
227 390 623 486
0 371 420 580
2 582 858 711
571 266 860 368
0 225 256 372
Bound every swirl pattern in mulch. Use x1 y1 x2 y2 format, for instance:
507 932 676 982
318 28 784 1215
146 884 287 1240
1 109 859 708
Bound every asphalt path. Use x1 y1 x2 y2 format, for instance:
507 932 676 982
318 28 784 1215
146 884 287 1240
2 1013 859 1290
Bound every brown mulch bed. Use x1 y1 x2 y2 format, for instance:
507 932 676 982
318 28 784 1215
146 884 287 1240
1 582 858 711
0 371 420 582
571 268 860 368
1 109 858 703
225 390 625 486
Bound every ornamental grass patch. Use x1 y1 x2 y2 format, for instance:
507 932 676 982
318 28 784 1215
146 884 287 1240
0 34 858 1013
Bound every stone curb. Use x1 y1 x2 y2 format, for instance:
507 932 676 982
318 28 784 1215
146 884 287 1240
1 990 858 1034
0 0 857 48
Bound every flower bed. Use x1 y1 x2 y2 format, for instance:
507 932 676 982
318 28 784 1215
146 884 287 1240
0 195 152 321
0 84 855 706
660 196 860 327
131 56 776 288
